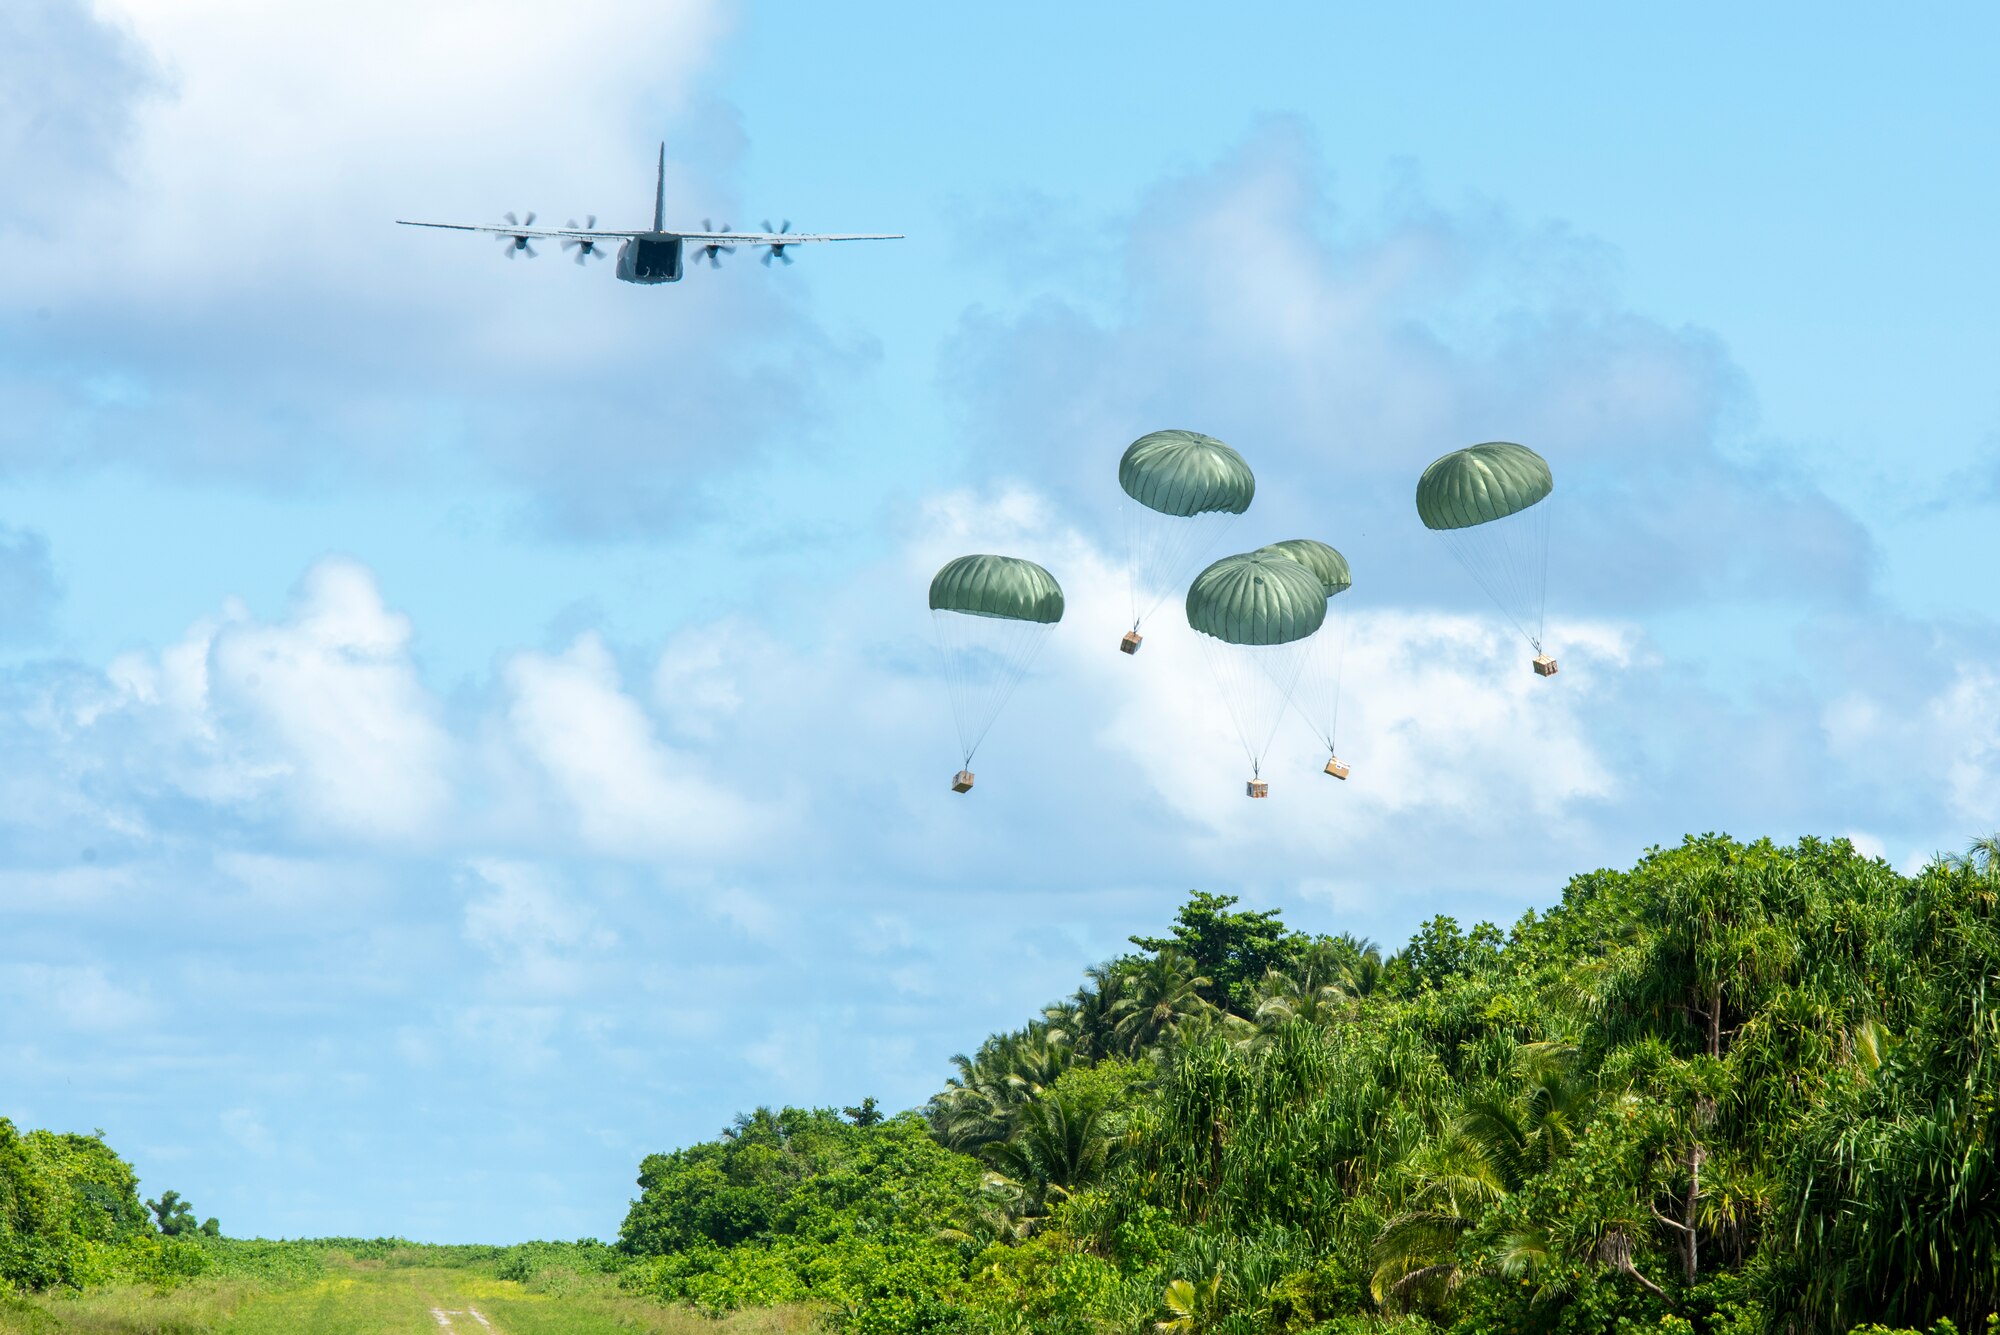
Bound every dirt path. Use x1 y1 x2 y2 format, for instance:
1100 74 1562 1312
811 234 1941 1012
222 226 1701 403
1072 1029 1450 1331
211 1263 518 1334
427 1300 497 1331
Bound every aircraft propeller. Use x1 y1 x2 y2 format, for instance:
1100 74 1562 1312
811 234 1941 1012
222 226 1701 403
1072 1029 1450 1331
760 219 795 266
694 219 734 268
562 217 606 266
500 211 538 259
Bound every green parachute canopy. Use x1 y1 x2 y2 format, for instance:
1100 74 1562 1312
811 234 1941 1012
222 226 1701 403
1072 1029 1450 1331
1257 539 1352 598
1416 442 1555 654
1415 442 1553 531
928 554 1065 624
1186 551 1328 784
929 554 1064 772
1185 551 1327 646
1119 430 1256 518
1256 541 1355 761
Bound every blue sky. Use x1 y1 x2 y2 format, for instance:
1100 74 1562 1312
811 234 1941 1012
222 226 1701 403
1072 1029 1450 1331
3 0 1998 1242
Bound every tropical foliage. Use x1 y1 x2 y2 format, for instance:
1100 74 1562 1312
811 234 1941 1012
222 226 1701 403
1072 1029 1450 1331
9 833 1999 1335
0 1120 211 1292
611 835 2000 1334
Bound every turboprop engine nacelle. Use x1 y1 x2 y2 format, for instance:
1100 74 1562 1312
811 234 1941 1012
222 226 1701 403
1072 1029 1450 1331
617 235 684 283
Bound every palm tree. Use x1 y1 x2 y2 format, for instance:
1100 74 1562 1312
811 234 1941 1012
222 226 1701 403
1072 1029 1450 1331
1372 1042 1601 1313
1111 949 1215 1056
929 1024 1077 1152
1252 936 1375 1029
980 1075 1124 1217
1457 1043 1594 1183
1069 963 1130 1061
935 1172 1034 1249
1369 1128 1510 1313
1950 833 2000 880
1330 932 1385 997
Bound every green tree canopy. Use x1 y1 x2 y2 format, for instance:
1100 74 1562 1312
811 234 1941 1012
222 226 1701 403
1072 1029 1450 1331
1131 891 1296 1012
1 1122 152 1291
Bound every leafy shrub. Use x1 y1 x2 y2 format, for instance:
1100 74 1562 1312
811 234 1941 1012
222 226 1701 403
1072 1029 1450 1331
1 1122 152 1292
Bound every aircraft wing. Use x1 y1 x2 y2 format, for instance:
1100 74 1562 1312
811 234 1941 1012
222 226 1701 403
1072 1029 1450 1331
395 221 636 240
677 230 904 245
398 222 901 245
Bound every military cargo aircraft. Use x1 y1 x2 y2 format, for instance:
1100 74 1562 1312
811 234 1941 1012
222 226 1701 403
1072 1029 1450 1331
397 143 901 284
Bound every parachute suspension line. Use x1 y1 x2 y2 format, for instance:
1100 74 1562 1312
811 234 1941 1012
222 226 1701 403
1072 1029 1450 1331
1534 496 1552 654
930 611 974 766
932 611 1053 767
1123 501 1239 630
1253 641 1311 771
936 611 1008 759
1266 607 1345 755
1321 600 1352 754
1438 504 1550 654
1120 497 1142 632
1200 635 1311 777
937 612 1014 765
1201 636 1263 773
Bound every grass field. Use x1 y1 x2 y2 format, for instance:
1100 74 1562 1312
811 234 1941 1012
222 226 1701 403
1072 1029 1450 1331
0 1256 821 1335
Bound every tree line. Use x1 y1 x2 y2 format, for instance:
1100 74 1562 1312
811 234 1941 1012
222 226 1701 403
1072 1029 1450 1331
9 832 1996 1333
614 835 2000 1334
0 1122 218 1290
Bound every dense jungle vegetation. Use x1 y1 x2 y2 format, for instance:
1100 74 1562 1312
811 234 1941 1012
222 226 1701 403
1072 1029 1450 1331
7 835 1998 1335
609 835 2000 1334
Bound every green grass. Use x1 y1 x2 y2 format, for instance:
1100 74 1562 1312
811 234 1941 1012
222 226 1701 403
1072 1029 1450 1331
0 1279 265 1334
0 1256 823 1335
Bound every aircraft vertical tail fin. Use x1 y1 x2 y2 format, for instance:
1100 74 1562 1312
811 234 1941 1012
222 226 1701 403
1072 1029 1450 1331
653 142 665 232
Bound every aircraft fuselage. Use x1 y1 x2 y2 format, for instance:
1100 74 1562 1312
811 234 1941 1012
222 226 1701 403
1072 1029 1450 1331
396 142 900 284
616 234 685 284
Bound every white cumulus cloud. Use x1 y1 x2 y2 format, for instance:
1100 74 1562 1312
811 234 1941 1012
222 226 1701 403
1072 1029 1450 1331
461 859 615 997
503 633 758 858
204 560 456 843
